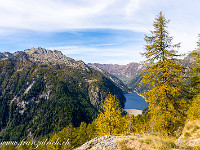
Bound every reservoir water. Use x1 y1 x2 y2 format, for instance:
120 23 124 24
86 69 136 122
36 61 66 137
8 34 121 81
124 92 148 110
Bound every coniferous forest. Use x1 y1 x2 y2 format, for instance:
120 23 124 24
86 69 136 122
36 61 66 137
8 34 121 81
0 12 200 150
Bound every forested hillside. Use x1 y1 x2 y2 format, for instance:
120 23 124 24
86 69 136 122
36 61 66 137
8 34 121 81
0 48 125 141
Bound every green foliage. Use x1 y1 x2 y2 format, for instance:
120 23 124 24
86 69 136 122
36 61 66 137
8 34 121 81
140 12 187 135
1 144 17 150
118 140 132 150
0 54 125 141
18 122 96 150
131 114 150 133
75 122 89 146
45 123 77 150
0 121 96 150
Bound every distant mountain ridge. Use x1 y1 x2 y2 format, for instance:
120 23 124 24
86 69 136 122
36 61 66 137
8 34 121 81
87 62 146 91
88 63 145 85
88 63 130 92
88 53 194 93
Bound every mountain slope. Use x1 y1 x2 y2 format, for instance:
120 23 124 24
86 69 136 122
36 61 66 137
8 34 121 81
88 64 130 92
88 63 145 85
0 47 125 141
88 63 147 92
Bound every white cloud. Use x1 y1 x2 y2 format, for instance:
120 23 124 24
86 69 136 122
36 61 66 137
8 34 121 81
0 0 199 32
0 0 152 32
0 0 200 63
49 43 144 65
0 0 117 31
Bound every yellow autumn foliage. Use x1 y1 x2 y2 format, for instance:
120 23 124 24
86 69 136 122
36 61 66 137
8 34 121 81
140 12 188 135
94 94 129 136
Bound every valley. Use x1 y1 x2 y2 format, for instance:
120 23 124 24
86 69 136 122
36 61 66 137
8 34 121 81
0 1 200 149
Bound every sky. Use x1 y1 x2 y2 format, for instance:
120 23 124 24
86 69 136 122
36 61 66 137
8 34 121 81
0 0 200 64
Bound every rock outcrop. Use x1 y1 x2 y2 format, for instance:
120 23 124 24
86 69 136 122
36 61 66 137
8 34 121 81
23 47 89 69
0 52 13 60
75 135 156 150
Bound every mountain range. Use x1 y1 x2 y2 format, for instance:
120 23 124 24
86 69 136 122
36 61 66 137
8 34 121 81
88 53 195 94
87 62 147 93
0 47 125 141
0 47 195 142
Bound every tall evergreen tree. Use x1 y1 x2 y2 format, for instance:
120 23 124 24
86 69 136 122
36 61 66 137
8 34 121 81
140 12 187 135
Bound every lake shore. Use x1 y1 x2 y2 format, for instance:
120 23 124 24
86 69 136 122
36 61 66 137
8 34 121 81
124 109 143 116
134 90 146 100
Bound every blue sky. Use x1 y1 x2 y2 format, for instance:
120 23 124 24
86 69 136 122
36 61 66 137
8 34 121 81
0 0 200 64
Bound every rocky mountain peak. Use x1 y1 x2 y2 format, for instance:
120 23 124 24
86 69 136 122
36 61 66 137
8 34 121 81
24 47 68 60
24 47 61 55
23 47 88 69
0 52 13 60
0 47 89 70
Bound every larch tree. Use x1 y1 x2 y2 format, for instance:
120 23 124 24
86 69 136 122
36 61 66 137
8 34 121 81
140 12 187 135
94 94 129 136
187 35 200 120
